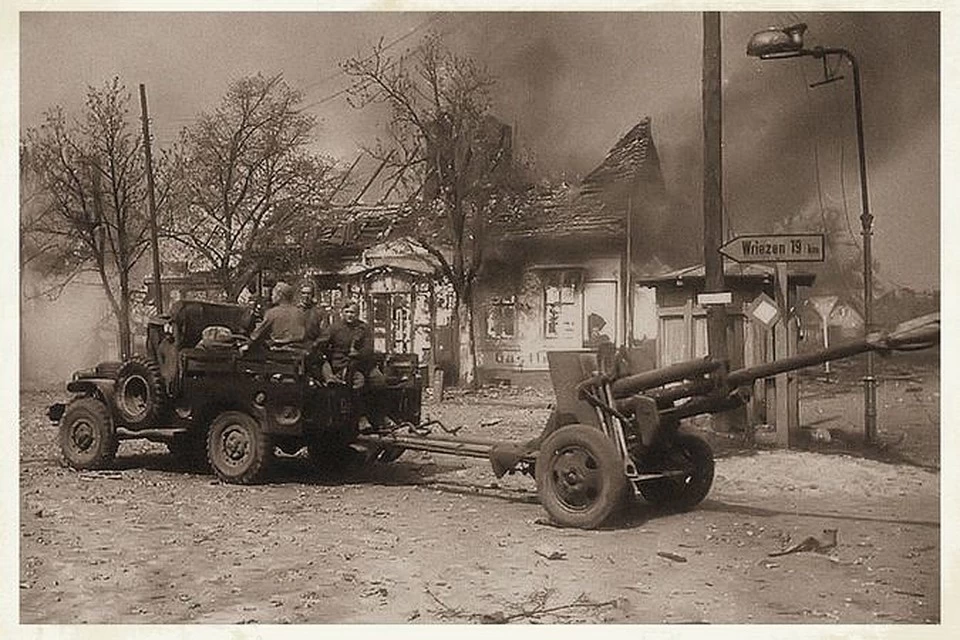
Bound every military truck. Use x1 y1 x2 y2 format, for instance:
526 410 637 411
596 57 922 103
47 300 422 484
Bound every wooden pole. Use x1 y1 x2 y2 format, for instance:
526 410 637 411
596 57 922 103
702 12 734 431
703 13 727 363
139 84 163 314
774 263 799 446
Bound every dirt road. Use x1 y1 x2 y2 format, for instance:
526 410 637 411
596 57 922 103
18 382 940 625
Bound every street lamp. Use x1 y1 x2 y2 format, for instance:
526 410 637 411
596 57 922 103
746 23 878 444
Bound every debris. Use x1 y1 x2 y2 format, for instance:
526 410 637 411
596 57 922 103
480 611 509 624
768 528 838 557
424 586 464 620
535 546 567 561
657 551 687 563
478 592 616 624
79 471 124 480
533 517 565 529
893 589 925 598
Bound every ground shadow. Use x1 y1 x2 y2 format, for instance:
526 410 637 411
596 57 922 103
697 498 939 529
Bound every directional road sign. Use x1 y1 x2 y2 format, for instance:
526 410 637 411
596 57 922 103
719 234 825 263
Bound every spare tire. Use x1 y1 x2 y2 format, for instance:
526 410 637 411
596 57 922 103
114 355 165 429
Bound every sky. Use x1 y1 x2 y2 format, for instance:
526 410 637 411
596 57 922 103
15 7 943 291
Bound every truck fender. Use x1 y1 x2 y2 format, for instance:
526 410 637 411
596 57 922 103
66 378 116 406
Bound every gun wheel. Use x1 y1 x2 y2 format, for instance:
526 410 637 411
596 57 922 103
638 433 714 510
535 423 627 529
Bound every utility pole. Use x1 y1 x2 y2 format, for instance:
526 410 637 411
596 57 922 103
703 13 728 364
139 83 163 314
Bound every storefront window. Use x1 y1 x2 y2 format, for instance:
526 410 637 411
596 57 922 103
543 270 581 338
487 295 516 338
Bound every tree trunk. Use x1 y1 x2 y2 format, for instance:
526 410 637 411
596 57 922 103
118 272 133 359
457 281 478 388
463 281 480 389
448 296 461 385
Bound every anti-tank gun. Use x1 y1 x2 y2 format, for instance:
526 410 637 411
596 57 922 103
360 313 939 529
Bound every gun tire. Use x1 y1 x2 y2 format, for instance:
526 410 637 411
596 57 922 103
638 433 714 510
535 423 627 529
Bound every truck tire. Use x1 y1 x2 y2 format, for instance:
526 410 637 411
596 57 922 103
535 423 627 529
114 356 165 429
207 411 272 484
638 433 714 510
59 397 119 470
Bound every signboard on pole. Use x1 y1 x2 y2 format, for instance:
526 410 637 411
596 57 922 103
697 291 733 306
747 292 780 330
719 234 825 263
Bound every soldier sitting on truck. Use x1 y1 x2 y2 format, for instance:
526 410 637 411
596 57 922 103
316 300 386 428
297 278 324 346
241 281 307 352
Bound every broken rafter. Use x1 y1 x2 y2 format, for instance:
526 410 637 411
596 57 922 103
351 148 396 205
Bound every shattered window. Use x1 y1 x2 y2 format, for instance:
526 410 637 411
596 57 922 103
543 270 581 338
487 295 516 339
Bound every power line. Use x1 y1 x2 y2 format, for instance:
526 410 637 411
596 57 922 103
298 13 453 112
300 12 447 96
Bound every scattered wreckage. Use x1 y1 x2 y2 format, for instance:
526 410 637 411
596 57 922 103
49 302 939 529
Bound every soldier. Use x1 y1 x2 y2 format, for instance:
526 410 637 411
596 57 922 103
317 301 374 385
297 278 324 345
242 281 307 351
317 300 386 429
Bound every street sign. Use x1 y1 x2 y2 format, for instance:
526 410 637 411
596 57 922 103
809 295 839 322
719 234 825 263
747 292 780 329
697 291 733 306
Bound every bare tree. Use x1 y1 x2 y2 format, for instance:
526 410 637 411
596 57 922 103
21 77 157 359
166 73 340 298
342 32 526 386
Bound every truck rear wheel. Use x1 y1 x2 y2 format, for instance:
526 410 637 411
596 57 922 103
535 423 627 529
59 397 118 470
207 411 271 484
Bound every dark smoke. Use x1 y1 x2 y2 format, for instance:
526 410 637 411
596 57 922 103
450 12 938 279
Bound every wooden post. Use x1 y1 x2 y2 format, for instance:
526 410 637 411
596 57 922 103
774 263 800 446
702 12 728 365
139 84 163 314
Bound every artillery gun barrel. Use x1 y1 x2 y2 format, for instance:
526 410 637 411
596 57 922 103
726 313 940 388
610 358 723 398
605 313 939 422
613 378 718 414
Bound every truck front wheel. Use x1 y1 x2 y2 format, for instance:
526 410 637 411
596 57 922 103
59 397 118 470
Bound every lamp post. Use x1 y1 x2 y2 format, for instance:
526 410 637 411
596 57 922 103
746 23 877 444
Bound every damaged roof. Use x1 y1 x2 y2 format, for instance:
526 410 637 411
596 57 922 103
502 117 665 240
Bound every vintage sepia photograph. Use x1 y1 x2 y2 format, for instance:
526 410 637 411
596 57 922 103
11 3 946 631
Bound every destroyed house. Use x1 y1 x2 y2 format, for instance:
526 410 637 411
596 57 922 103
474 117 672 384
